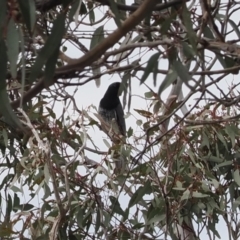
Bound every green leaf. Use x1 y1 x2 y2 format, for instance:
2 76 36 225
208 220 220 239
172 59 191 84
0 38 7 90
44 47 60 86
119 230 131 239
44 163 50 183
181 189 190 200
92 66 101 87
18 0 36 32
203 26 215 39
0 39 24 130
182 5 197 53
205 156 223 163
200 132 210 149
77 208 84 228
225 124 237 148
160 16 174 35
153 101 161 114
108 0 122 27
144 91 153 98
109 196 125 217
148 214 166 225
95 209 101 232
140 52 160 84
224 56 236 68
233 197 240 211
117 0 126 21
2 128 8 147
192 192 209 198
6 19 19 78
127 127 133 137
87 2 95 24
228 19 240 39
234 169 240 187
102 210 111 227
0 90 24 130
6 194 12 220
182 42 195 59
13 193 20 212
90 26 104 49
134 109 152 118
22 203 34 211
29 13 66 83
0 174 14 189
158 69 177 95
128 181 151 208
0 1 7 29
69 0 86 21
10 186 22 193
103 139 111 148
46 107 56 119
214 129 228 150
43 182 51 199
213 160 233 169
79 2 87 15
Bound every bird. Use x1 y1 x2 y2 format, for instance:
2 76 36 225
98 82 127 173
98 82 126 144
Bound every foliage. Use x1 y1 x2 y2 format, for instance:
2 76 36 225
0 0 240 239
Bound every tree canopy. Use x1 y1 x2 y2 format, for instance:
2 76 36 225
1 0 240 239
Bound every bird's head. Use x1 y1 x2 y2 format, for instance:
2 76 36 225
104 82 122 98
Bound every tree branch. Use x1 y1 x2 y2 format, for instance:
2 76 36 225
35 0 186 12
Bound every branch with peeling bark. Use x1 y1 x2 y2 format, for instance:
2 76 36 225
36 0 186 12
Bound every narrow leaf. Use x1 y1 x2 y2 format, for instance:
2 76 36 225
87 2 95 23
0 1 7 29
158 69 177 95
140 52 160 84
134 109 152 118
90 26 104 49
0 39 23 130
182 5 197 53
228 19 240 39
44 47 60 86
29 14 66 83
108 0 122 27
172 60 191 84
18 0 36 32
234 169 240 187
92 66 101 87
6 19 19 78
128 181 151 208
109 196 125 216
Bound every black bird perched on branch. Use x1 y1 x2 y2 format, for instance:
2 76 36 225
98 82 126 144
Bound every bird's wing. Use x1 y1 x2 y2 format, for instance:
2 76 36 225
115 103 126 136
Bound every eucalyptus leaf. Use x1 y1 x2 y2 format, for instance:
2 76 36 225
0 39 24 130
140 52 160 84
90 26 104 49
29 13 66 83
6 20 19 78
18 0 36 32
